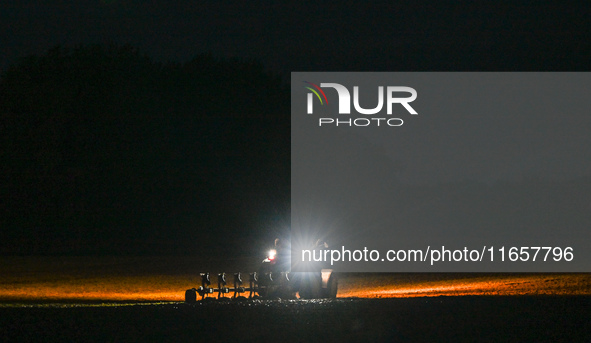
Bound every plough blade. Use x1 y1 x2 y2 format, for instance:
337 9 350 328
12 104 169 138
186 272 264 302
185 270 302 302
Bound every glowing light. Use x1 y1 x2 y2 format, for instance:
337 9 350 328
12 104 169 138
268 249 277 261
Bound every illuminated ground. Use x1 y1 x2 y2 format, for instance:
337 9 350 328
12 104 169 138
1 256 589 304
1 257 590 341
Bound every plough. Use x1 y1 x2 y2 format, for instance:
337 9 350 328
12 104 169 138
184 243 338 302
184 271 292 302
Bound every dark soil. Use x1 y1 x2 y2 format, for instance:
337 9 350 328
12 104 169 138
1 296 589 342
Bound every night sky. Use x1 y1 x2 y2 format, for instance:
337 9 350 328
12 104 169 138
2 1 590 74
1 1 590 255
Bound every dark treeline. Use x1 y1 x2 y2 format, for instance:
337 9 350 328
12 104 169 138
0 44 290 255
2 44 590 256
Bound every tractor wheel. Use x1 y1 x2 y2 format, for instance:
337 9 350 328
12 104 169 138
185 288 197 303
325 274 338 299
298 274 321 299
